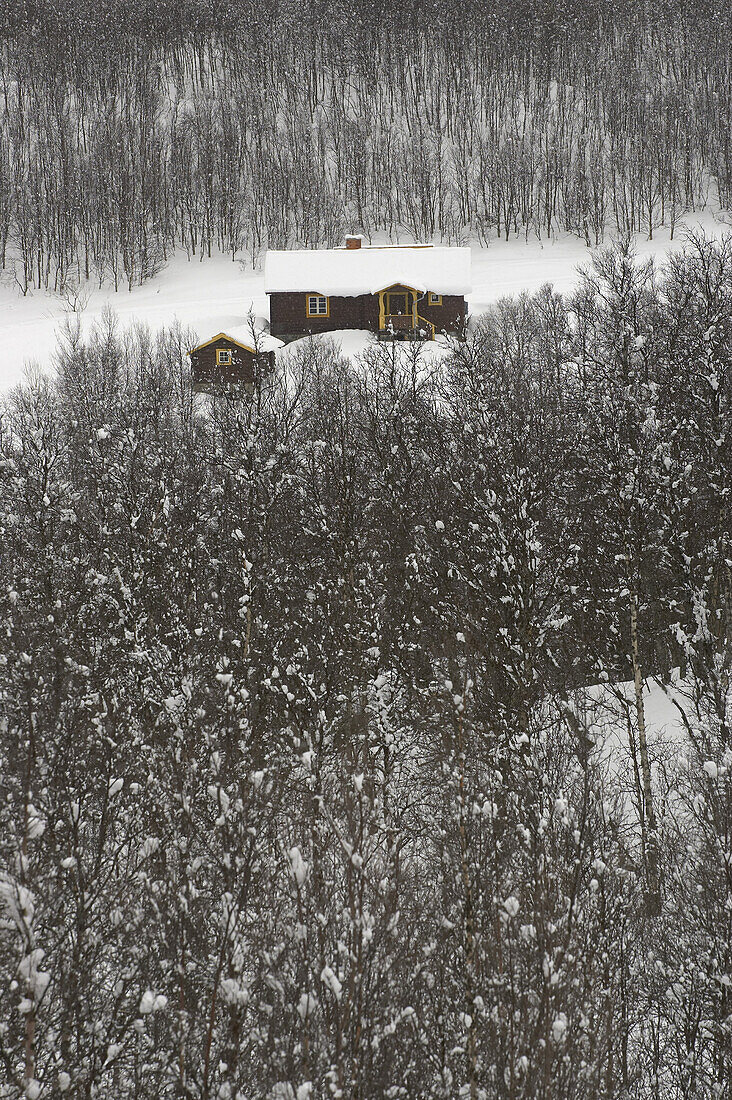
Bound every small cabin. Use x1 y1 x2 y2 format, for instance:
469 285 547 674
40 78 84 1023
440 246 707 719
264 237 471 343
188 331 282 394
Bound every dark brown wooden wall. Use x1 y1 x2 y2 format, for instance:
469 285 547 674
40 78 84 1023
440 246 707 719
269 293 375 337
416 294 467 335
269 291 466 339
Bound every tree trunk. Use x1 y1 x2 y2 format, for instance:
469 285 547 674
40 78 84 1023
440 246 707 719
629 585 661 914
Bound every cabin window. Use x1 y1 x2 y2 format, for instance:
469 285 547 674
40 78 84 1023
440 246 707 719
216 348 233 365
428 293 442 305
307 294 329 317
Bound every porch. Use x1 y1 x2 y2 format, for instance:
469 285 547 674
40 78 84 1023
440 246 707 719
377 286 435 340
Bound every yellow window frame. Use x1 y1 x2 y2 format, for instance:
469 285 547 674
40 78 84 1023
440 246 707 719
428 292 442 305
216 347 233 366
306 294 330 318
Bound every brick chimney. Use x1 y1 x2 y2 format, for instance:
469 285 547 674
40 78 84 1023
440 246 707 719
345 235 363 250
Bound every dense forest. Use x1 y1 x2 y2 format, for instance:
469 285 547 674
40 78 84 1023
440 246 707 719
1 0 732 292
0 239 729 1097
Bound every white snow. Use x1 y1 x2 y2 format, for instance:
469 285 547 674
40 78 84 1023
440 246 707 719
195 326 283 354
579 673 689 757
552 1014 569 1043
0 212 728 391
277 327 458 369
288 846 309 887
219 977 250 1007
503 896 520 918
26 804 46 839
139 990 166 1015
297 992 317 1020
18 949 50 1003
572 671 696 818
320 965 342 1000
264 244 472 296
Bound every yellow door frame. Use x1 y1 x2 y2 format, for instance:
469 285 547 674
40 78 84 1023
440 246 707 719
378 286 418 329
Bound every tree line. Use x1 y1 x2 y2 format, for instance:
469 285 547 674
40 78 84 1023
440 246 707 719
0 0 731 294
0 237 729 1098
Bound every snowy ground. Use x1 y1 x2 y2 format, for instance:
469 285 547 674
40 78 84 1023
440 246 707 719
582 674 688 749
276 327 457 366
0 212 728 390
574 671 690 790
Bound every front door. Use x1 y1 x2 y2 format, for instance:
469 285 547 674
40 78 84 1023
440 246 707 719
386 292 409 316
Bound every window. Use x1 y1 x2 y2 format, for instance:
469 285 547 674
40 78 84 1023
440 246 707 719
216 348 233 366
428 292 443 305
307 294 329 317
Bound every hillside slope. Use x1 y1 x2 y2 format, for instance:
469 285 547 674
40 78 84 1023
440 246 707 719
0 214 726 389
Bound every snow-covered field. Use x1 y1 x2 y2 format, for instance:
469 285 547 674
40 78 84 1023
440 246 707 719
0 212 727 390
581 673 689 766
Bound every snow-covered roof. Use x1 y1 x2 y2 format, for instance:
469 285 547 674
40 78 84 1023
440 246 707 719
190 328 283 354
264 245 472 297
223 326 283 353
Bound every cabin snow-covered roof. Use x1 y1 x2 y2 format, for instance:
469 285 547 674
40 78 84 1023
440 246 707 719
189 328 283 355
223 326 283 353
264 245 472 297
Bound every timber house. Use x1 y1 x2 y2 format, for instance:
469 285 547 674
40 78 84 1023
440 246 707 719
265 237 471 342
188 329 282 394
